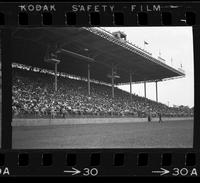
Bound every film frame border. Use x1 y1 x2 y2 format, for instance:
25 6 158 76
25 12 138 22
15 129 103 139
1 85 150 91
0 2 199 26
0 1 200 177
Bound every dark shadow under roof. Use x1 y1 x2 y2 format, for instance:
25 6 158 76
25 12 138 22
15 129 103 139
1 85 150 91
11 27 185 84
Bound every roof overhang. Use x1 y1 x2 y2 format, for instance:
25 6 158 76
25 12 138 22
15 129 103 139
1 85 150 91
11 27 185 84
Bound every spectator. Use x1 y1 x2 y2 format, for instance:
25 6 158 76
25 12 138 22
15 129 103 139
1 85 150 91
12 67 194 119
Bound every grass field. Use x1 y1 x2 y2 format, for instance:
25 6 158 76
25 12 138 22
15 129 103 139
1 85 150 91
12 119 193 149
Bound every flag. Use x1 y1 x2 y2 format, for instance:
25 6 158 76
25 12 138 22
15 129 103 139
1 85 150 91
144 41 149 45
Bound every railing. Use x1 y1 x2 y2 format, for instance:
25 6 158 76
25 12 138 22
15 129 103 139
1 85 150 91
12 112 193 119
84 27 152 57
12 62 112 87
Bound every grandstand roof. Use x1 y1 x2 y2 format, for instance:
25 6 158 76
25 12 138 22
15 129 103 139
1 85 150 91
11 27 185 84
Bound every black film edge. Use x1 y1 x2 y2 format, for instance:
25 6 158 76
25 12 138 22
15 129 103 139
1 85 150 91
0 1 200 177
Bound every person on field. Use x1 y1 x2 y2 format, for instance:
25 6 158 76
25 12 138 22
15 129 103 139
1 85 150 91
158 112 162 123
51 107 56 119
148 112 151 122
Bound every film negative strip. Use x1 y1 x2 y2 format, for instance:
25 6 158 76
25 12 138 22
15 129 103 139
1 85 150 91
0 1 200 177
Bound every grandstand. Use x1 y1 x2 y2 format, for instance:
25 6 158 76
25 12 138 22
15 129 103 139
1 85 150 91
12 65 193 119
11 27 194 148
11 27 192 118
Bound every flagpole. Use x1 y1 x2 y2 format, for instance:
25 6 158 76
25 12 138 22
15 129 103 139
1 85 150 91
171 57 173 66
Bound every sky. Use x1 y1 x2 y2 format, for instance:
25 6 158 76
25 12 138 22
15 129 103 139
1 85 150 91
102 27 194 108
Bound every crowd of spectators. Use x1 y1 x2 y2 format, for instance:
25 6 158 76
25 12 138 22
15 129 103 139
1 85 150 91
12 68 194 118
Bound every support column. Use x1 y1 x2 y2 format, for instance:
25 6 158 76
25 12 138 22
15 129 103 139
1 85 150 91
111 66 114 98
129 72 132 101
155 81 158 102
88 64 91 96
55 63 58 92
144 81 146 98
